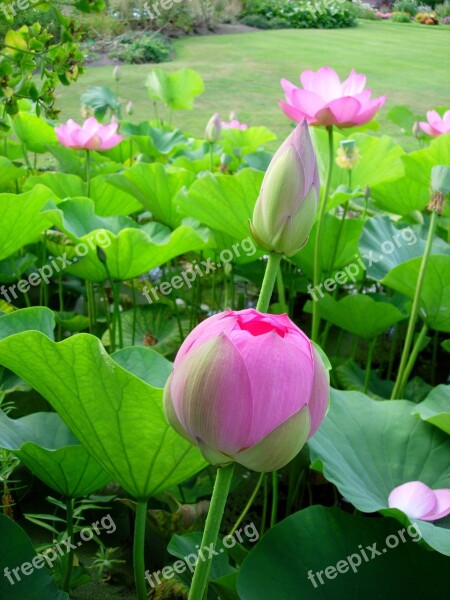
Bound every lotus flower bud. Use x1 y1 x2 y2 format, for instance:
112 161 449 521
163 309 330 472
113 66 121 82
126 101 134 116
205 113 222 143
412 121 422 137
250 120 319 257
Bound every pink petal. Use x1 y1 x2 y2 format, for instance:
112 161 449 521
419 122 436 137
230 329 314 446
443 110 450 125
100 134 123 150
299 69 316 92
326 96 362 126
341 69 367 96
281 78 299 104
82 117 102 135
278 99 310 123
309 67 343 103
421 489 450 521
290 88 326 120
388 481 437 519
352 96 386 126
426 110 441 124
307 345 330 438
171 333 254 454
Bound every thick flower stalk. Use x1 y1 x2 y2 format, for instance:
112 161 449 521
388 481 450 521
55 117 123 151
279 66 386 128
164 309 330 473
250 120 319 257
419 110 450 137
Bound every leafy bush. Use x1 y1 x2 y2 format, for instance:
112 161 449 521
391 10 413 20
240 13 274 27
342 1 378 20
240 0 357 29
0 7 61 41
435 1 450 16
416 11 440 20
109 33 173 64
392 0 419 15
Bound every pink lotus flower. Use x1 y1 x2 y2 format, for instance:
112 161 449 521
250 120 319 256
164 309 330 472
279 66 386 128
388 481 450 521
55 117 123 151
419 110 450 137
221 118 248 130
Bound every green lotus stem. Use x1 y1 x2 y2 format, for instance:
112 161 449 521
328 202 348 276
85 149 91 197
62 498 74 592
209 143 214 172
364 338 377 394
391 210 438 399
261 474 268 535
113 281 123 350
229 472 264 537
86 280 96 335
131 280 137 346
312 126 334 342
133 500 148 600
270 471 278 528
397 323 428 398
276 267 286 311
256 252 282 313
188 464 235 600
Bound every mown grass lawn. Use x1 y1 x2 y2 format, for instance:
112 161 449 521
58 20 450 147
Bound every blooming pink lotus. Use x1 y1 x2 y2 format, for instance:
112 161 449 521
419 110 450 137
388 481 450 521
279 66 386 128
164 309 330 472
55 117 123 151
221 118 248 130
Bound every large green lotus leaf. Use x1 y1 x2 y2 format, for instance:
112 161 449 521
290 214 364 279
237 506 450 600
311 129 404 191
0 332 206 499
102 304 186 356
402 134 450 189
178 169 264 241
0 513 69 600
0 411 112 498
221 126 277 156
304 294 404 340
0 185 56 261
112 346 172 388
107 163 196 228
146 68 204 110
65 223 211 281
359 216 450 280
12 112 57 153
413 384 450 434
23 173 141 216
41 197 135 237
0 307 55 341
382 254 450 332
121 122 186 158
308 389 450 555
0 156 26 190
335 359 394 399
371 175 429 215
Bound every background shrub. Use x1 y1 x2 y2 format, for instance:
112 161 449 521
392 0 419 15
109 33 173 64
435 1 450 16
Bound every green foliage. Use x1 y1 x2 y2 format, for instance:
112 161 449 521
240 0 357 29
109 33 173 64
391 10 413 21
435 1 450 16
392 0 419 15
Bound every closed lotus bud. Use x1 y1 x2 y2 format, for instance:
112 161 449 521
205 113 222 143
126 101 134 116
113 66 121 82
250 120 319 257
163 309 330 472
412 121 422 137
